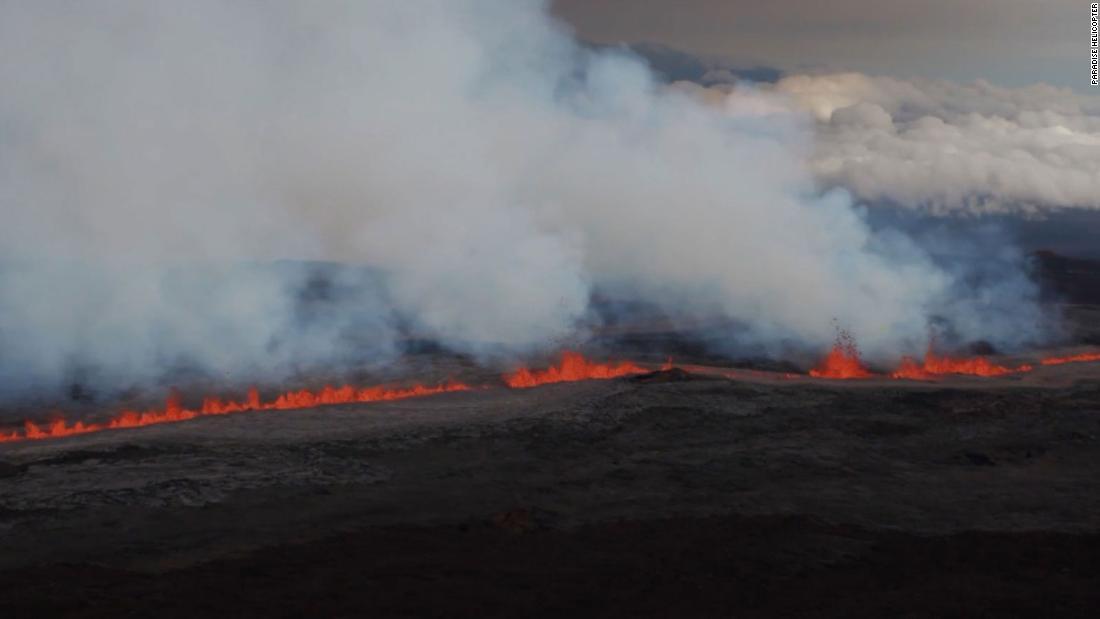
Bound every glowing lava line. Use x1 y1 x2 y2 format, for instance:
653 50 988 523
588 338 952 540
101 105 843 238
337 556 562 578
504 351 647 388
808 333 1045 381
0 381 470 444
1041 352 1100 366
5 346 1097 445
891 348 1033 379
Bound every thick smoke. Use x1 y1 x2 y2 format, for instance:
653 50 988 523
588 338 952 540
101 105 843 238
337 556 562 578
0 0 1050 402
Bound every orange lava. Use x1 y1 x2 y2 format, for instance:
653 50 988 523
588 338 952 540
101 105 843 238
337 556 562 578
809 332 872 379
891 348 1032 379
890 356 934 380
7 344 1094 445
0 380 470 444
504 351 647 388
1041 352 1100 366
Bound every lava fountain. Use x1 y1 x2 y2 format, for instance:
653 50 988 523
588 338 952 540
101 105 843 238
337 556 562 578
808 331 873 379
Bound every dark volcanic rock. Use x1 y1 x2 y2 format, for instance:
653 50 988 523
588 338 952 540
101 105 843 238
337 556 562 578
964 451 997 466
4 370 1100 617
0 461 25 479
3 516 1100 619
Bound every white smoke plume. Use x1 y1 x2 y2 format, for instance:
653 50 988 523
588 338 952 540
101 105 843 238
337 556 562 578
0 1 1050 402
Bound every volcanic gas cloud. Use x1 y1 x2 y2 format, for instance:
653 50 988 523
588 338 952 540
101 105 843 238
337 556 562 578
0 0 1053 412
0 0 1086 456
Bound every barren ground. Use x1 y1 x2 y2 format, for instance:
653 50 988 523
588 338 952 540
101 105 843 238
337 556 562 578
2 348 1100 617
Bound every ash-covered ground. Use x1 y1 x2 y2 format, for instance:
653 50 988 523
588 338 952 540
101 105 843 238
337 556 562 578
2 357 1100 616
2 254 1100 617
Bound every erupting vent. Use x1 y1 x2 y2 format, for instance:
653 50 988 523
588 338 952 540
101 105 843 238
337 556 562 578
808 330 872 379
503 351 647 388
0 352 650 443
891 349 1032 379
807 332 1089 380
1 347 1098 445
0 381 471 443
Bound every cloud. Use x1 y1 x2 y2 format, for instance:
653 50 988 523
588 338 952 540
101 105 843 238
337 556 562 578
696 72 1100 214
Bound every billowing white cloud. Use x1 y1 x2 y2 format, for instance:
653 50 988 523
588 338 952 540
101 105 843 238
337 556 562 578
692 72 1100 214
0 1 1052 402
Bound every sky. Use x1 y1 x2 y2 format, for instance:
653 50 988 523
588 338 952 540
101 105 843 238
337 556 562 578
552 0 1087 91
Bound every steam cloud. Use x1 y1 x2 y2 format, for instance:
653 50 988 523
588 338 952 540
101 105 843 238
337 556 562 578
0 0 1051 403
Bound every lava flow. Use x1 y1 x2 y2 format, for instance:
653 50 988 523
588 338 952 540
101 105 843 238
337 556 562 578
5 344 1096 445
0 380 470 444
504 351 647 388
1041 351 1100 366
892 347 1033 379
808 331 873 379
